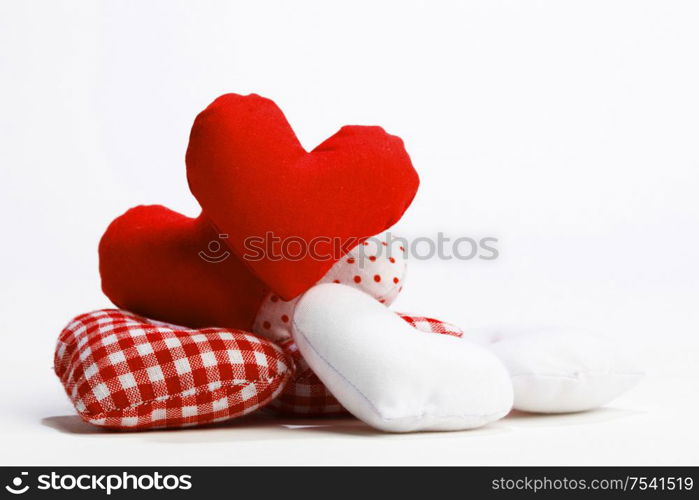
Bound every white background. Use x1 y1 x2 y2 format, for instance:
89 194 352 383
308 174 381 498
1 0 697 465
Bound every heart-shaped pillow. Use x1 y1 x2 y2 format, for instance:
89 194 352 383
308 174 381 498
55 309 291 430
267 314 464 416
99 205 268 330
186 93 419 300
292 284 513 432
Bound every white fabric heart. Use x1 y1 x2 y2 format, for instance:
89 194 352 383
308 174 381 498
467 326 643 413
291 284 513 432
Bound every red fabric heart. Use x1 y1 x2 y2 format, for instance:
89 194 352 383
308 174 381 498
99 205 268 330
186 93 419 300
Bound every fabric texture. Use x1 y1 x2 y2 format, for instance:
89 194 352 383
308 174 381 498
264 339 345 415
476 327 644 413
55 309 291 430
400 315 463 338
186 93 420 300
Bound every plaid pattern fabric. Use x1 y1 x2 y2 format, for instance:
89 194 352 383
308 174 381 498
264 313 465 416
399 313 464 338
55 309 292 430
263 339 346 416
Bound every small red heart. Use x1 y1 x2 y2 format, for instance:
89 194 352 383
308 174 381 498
99 205 268 330
186 94 419 300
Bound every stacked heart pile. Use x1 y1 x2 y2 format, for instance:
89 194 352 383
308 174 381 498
56 93 442 430
56 93 642 433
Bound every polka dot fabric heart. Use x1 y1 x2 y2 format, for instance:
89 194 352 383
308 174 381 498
323 235 408 305
253 233 408 342
55 309 292 430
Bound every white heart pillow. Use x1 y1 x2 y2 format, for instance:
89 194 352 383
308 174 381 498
479 327 643 413
291 284 513 432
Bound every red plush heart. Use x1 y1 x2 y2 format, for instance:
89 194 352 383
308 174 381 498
99 205 268 330
186 93 419 300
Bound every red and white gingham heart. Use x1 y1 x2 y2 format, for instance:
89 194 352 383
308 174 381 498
399 314 463 338
55 309 292 430
55 309 464 428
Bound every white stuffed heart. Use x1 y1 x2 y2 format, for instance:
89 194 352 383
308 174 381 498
292 284 514 432
466 327 643 413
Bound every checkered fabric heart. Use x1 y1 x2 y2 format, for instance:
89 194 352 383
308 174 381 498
264 313 465 416
55 309 292 430
264 339 345 416
399 314 464 338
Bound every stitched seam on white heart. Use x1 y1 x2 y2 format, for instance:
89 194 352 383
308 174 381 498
292 317 507 422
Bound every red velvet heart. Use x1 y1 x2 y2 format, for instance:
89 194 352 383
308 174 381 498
186 94 419 300
99 205 268 330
